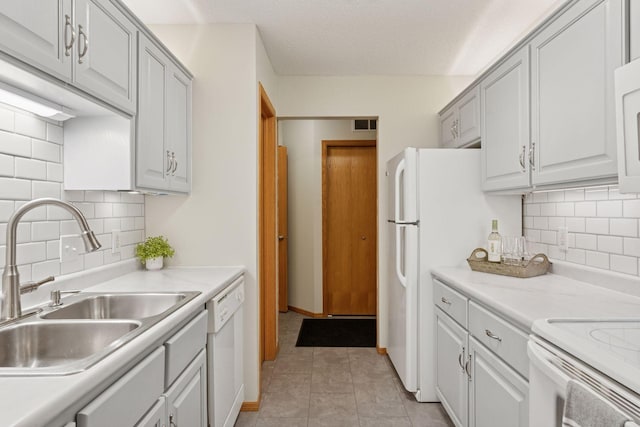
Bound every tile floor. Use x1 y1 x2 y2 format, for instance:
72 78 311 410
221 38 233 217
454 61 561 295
235 311 454 427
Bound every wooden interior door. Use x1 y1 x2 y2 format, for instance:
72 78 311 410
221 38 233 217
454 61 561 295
323 140 377 315
277 145 288 312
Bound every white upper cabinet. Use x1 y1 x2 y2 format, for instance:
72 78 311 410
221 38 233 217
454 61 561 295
136 33 192 193
0 0 72 80
439 85 481 148
74 0 137 113
0 0 136 114
481 47 530 191
530 0 622 186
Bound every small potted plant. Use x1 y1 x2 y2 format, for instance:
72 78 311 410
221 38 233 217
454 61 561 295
135 236 175 270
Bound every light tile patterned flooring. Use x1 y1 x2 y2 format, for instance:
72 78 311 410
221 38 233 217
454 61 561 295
235 311 454 427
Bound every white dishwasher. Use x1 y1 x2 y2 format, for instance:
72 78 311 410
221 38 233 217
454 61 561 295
206 275 245 427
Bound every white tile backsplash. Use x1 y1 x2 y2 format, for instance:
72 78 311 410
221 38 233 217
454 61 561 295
0 105 145 279
525 186 640 277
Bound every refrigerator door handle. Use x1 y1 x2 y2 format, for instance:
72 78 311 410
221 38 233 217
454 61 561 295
387 220 419 226
395 224 407 288
394 158 405 221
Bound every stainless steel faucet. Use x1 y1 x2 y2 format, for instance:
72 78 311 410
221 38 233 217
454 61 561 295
1 198 101 321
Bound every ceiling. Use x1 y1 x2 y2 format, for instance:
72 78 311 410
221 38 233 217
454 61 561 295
122 0 565 76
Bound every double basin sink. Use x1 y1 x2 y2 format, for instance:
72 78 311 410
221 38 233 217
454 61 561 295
0 291 200 375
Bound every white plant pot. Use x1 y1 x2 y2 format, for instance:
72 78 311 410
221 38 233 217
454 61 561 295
145 256 163 270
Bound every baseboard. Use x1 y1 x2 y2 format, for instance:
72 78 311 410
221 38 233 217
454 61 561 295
288 305 323 318
376 346 387 355
241 400 260 411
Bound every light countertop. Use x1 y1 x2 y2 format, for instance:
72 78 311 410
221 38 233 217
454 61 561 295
0 265 244 427
431 266 640 332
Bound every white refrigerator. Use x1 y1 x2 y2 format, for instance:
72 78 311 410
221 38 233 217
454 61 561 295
386 148 521 402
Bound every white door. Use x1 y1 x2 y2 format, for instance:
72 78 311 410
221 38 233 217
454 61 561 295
166 351 208 427
167 64 192 193
531 0 622 185
136 34 168 191
0 0 72 80
481 46 530 191
436 309 469 427
74 0 137 113
469 337 528 427
386 148 418 392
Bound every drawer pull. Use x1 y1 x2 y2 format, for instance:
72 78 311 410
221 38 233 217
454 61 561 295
458 347 465 372
441 297 452 305
485 329 502 342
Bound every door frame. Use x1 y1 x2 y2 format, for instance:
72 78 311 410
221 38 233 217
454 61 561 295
321 139 377 316
259 83 278 363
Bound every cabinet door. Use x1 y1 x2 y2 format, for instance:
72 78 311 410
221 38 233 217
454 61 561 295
167 64 192 193
439 107 457 148
457 85 481 147
436 309 468 427
469 338 528 427
136 34 169 191
135 397 166 427
74 0 137 113
0 0 72 79
481 47 530 191
165 350 208 427
530 0 622 185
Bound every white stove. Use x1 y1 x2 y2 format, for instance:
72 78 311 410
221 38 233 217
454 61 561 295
533 318 640 394
529 318 640 426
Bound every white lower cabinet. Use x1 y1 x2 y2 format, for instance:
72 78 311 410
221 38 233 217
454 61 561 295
468 337 528 427
435 279 529 427
77 311 208 427
436 308 468 427
165 350 208 427
135 397 166 427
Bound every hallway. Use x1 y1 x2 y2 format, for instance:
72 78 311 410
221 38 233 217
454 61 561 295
235 311 454 426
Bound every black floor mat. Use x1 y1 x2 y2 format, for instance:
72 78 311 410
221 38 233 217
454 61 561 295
295 318 376 347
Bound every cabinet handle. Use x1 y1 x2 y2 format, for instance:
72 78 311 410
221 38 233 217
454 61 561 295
166 150 174 175
465 354 472 381
485 329 502 342
519 145 526 171
450 122 456 138
529 142 535 171
64 15 76 57
169 414 177 427
171 152 178 175
77 25 89 64
458 346 465 372
440 296 451 305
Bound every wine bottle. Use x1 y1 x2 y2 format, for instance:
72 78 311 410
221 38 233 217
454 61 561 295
487 219 501 263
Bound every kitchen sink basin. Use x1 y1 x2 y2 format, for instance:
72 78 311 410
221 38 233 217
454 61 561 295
0 291 200 376
0 320 139 372
42 293 189 320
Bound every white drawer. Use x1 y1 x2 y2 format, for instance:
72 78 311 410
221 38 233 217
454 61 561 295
77 346 165 427
434 279 468 328
468 301 529 379
165 310 207 388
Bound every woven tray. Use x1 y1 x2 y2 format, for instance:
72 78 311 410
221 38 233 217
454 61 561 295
466 248 550 278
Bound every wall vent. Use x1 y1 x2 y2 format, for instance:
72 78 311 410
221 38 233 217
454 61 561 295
353 119 377 131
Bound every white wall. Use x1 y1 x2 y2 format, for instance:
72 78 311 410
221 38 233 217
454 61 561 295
0 104 144 280
144 24 277 404
279 119 376 313
277 76 472 346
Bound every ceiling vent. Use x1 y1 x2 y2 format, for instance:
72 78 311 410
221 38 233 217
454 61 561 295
353 119 377 131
